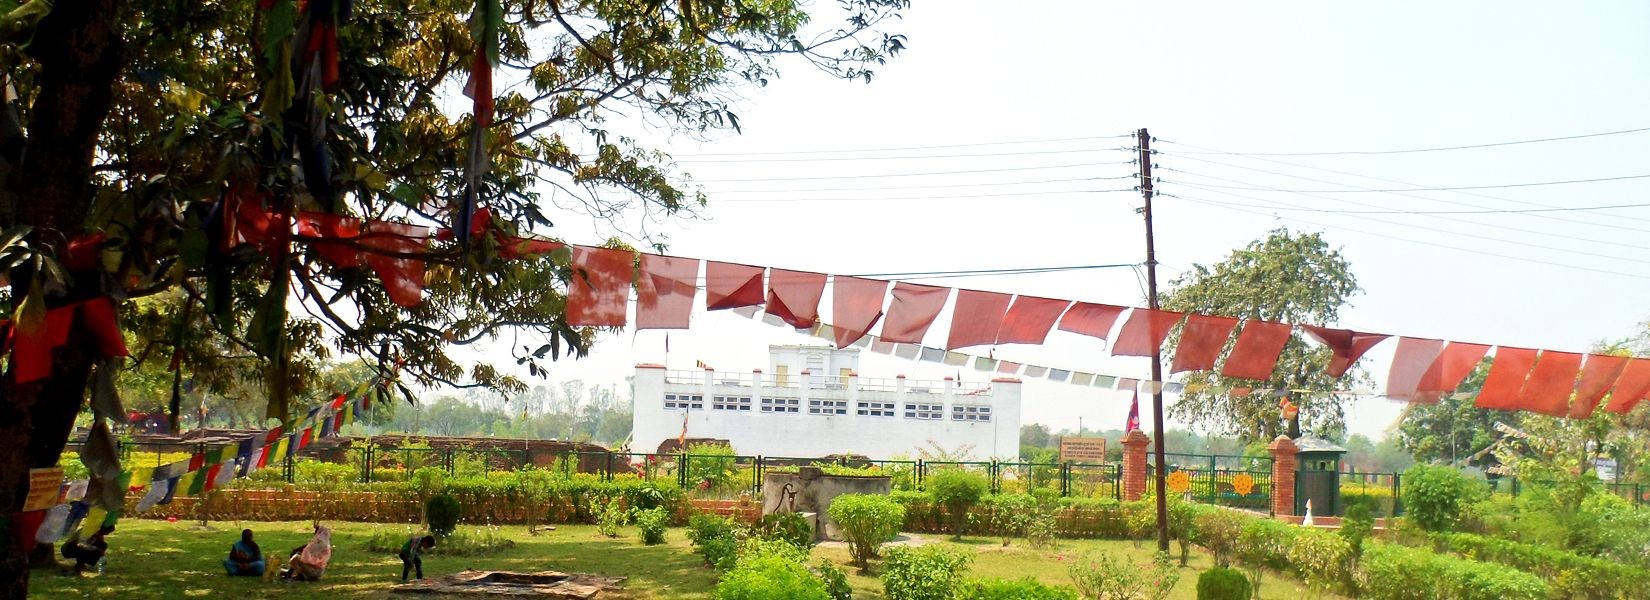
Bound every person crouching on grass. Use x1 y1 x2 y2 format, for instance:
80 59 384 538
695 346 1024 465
399 535 436 582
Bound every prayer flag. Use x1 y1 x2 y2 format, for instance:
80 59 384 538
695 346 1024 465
1414 342 1491 404
1605 359 1650 414
566 245 633 327
894 343 921 360
1071 372 1095 386
1221 320 1293 380
704 261 765 310
1517 350 1584 416
1057 302 1127 341
1474 347 1539 410
919 346 944 363
1111 309 1184 357
881 283 949 344
1048 369 1070 382
1385 337 1446 399
1171 314 1239 373
1126 392 1140 431
636 254 699 329
765 269 826 329
943 351 969 366
1302 326 1390 378
831 276 888 349
946 289 1012 350
1023 365 1048 378
973 357 998 372
1571 354 1630 418
996 295 1070 345
235 438 256 477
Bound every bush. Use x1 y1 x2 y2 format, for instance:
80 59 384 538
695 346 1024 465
595 495 628 537
978 493 1036 546
927 469 989 539
881 546 971 600
1287 527 1350 597
1234 518 1292 599
1401 464 1485 532
713 542 831 600
1196 568 1252 600
827 494 906 572
685 442 738 490
957 577 1078 600
1193 508 1246 567
1068 550 1179 600
634 507 669 545
1360 543 1547 600
816 559 853 600
1425 531 1650 600
687 514 741 570
1341 504 1374 559
425 493 462 537
1167 495 1200 566
1025 505 1060 549
754 511 813 549
364 525 515 556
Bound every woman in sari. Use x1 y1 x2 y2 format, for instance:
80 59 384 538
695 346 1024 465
280 525 332 581
223 529 264 576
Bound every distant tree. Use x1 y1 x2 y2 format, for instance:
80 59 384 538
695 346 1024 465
1340 434 1414 473
1161 229 1363 441
1397 361 1517 469
1020 423 1056 450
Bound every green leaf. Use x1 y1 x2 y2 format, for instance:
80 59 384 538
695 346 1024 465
263 0 298 70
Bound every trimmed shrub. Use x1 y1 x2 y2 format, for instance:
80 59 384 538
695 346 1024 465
881 545 971 600
1360 543 1547 600
1401 464 1485 532
425 493 461 537
1234 518 1293 598
1193 508 1246 567
754 511 813 549
1196 568 1252 600
827 493 905 572
634 507 669 545
595 495 628 537
957 577 1078 600
927 469 989 539
1068 550 1179 600
712 542 831 600
1426 531 1650 600
1288 527 1351 597
816 560 853 600
687 514 741 570
977 493 1036 546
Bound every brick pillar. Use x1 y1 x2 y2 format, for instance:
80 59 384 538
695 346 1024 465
1268 435 1299 517
1122 430 1151 501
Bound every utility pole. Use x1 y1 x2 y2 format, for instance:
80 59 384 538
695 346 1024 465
1137 128 1171 553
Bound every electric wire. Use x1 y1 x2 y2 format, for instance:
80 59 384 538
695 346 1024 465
1161 178 1650 265
673 147 1136 163
848 263 1141 280
710 188 1135 203
1163 192 1650 281
1175 172 1650 193
1176 199 1650 215
1155 126 1650 156
667 133 1138 157
704 175 1132 195
1155 141 1650 229
1155 151 1650 237
687 161 1115 183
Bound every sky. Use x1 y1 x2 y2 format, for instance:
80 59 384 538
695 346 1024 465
449 1 1650 443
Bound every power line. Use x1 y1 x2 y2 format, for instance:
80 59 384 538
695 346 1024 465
688 162 1116 183
712 189 1134 203
1158 167 1650 253
1173 199 1650 215
849 263 1141 280
1156 126 1650 156
705 175 1129 195
1161 179 1650 264
1155 142 1650 229
1172 172 1650 193
1155 151 1650 235
667 134 1137 158
1164 192 1650 281
674 147 1135 163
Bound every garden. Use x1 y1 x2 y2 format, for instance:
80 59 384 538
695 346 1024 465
38 459 1650 599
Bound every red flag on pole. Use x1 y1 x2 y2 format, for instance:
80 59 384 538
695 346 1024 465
1126 391 1141 432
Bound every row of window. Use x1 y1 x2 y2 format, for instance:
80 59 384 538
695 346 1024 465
669 394 990 421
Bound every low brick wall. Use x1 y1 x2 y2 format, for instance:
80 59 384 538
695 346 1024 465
128 490 758 526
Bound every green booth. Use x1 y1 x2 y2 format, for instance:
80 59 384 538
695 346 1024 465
1294 436 1346 517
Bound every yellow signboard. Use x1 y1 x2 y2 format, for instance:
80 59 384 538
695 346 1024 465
22 467 64 512
1059 437 1108 463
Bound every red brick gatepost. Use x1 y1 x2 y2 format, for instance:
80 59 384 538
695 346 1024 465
1122 430 1151 501
1268 435 1299 517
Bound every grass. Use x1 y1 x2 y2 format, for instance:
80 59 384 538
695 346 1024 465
30 520 1343 599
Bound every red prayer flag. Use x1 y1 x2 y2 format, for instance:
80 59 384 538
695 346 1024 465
187 453 205 473
832 276 889 349
996 295 1071 345
1110 309 1184 357
945 290 1012 350
12 304 76 383
1604 358 1650 414
566 245 634 327
765 269 827 329
880 282 949 344
1220 320 1292 381
1385 337 1446 400
1302 325 1390 378
359 221 430 307
636 254 698 330
1413 342 1491 404
295 211 363 268
704 261 764 310
1474 347 1539 410
1170 314 1239 373
1057 302 1128 340
202 464 223 492
1516 350 1584 417
1571 354 1630 418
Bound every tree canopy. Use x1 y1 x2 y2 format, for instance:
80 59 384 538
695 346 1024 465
0 0 907 591
1160 228 1362 441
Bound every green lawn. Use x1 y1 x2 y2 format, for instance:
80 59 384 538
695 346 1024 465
30 520 1341 599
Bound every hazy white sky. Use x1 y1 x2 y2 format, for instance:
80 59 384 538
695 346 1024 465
453 1 1650 442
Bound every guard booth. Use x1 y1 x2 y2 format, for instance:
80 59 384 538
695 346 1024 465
1293 437 1346 517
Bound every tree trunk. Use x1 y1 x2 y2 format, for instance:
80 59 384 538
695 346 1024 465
0 0 124 596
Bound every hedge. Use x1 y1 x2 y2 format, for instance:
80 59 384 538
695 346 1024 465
890 491 1136 539
1427 532 1650 600
1360 543 1547 600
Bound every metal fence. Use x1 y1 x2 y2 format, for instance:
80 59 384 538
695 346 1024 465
1147 463 1273 512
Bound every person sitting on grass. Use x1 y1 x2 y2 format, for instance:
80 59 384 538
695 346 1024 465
399 535 436 582
223 529 265 576
60 524 114 575
280 525 332 582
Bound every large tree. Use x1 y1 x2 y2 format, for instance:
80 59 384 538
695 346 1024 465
1395 362 1516 469
1161 228 1362 441
0 0 906 592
